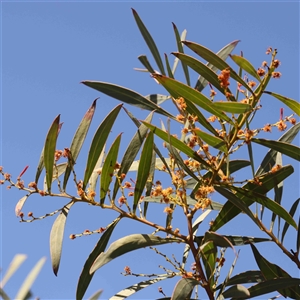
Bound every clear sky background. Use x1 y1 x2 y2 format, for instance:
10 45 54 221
1 1 299 300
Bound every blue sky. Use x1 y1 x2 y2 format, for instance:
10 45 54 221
1 1 299 300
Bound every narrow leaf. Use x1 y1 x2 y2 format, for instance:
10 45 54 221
212 101 252 114
142 122 212 169
15 257 46 300
113 111 153 199
172 24 190 85
183 40 253 95
109 276 169 300
50 202 73 276
246 278 300 299
81 81 174 119
172 52 229 96
0 288 10 300
44 115 60 193
195 235 270 247
145 94 170 105
264 91 300 116
152 74 233 124
132 9 165 75
255 123 300 176
195 40 240 92
214 186 259 226
171 278 199 300
89 290 103 300
281 198 300 243
215 270 264 290
222 284 250 299
251 243 300 298
0 254 27 288
138 55 156 73
230 186 297 229
15 195 29 217
89 145 106 192
76 218 120 300
211 165 294 231
43 163 67 191
183 100 218 136
252 138 300 161
164 53 175 78
83 104 122 189
193 128 227 153
230 54 262 82
90 234 181 274
63 99 97 190
100 134 121 205
201 241 217 287
133 132 154 213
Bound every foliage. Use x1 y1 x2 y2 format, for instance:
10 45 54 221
2 9 300 300
0 254 46 300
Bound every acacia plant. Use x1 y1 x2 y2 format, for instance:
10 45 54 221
2 9 300 300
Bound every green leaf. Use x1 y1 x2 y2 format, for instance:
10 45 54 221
195 40 240 92
138 55 156 73
246 278 300 299
112 111 154 199
215 270 264 290
195 235 270 247
200 241 217 287
88 290 103 300
212 101 252 114
211 165 294 231
50 202 73 276
164 53 175 78
171 29 187 76
172 52 230 96
44 115 60 193
152 74 233 124
172 23 190 86
132 8 165 75
183 40 253 95
15 195 29 217
229 54 262 82
297 215 300 255
100 134 121 205
83 104 122 189
214 186 260 226
252 138 300 161
43 163 67 192
281 198 300 243
230 186 297 229
264 91 300 116
145 94 170 105
15 257 46 300
90 234 181 274
183 100 218 136
0 288 10 300
251 243 300 299
63 99 97 190
193 128 227 153
171 278 200 300
109 276 169 300
76 218 120 300
221 284 250 299
81 81 174 119
133 132 154 213
255 123 300 176
0 254 27 288
142 122 212 169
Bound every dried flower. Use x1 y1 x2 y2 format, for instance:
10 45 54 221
272 59 281 68
69 234 76 240
276 120 287 131
272 72 281 79
218 68 230 88
289 118 296 125
163 207 174 214
124 266 131 275
28 182 37 189
207 115 217 122
118 196 126 207
257 68 266 77
4 173 11 180
263 124 272 132
248 81 256 88
266 47 272 55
